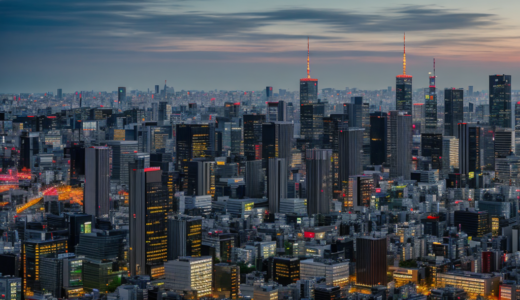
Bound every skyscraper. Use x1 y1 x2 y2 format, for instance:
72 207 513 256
444 88 464 137
262 122 293 169
425 60 437 131
106 140 138 186
267 101 287 122
176 124 212 185
57 88 62 99
155 85 160 94
396 34 412 114
268 158 287 214
300 102 324 142
306 149 332 215
266 86 273 100
421 133 443 170
243 114 265 161
129 167 168 279
300 38 320 142
370 112 387 165
323 114 349 198
84 146 110 218
339 128 364 209
387 111 412 179
458 123 480 184
356 237 387 286
167 215 202 260
489 75 512 129
118 87 126 105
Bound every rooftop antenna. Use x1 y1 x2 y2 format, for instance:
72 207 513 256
307 37 310 79
433 58 436 77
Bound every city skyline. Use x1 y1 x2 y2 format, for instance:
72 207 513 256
2 0 520 92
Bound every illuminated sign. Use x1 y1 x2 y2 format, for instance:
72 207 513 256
304 232 315 238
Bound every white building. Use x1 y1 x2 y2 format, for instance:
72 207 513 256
164 256 212 298
300 258 350 287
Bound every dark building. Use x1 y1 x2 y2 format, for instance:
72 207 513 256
19 131 40 172
84 146 110 218
425 66 437 130
224 102 240 119
454 210 489 237
315 285 340 300
65 142 85 186
370 112 387 165
458 123 480 184
57 88 62 99
167 215 202 260
272 257 300 286
301 102 324 142
266 86 273 100
214 263 240 299
243 114 265 161
421 133 443 170
339 128 364 208
176 124 212 187
261 122 293 169
323 114 349 198
356 236 387 286
118 87 126 105
155 85 160 94
129 167 169 279
489 75 512 129
306 149 333 215
396 75 413 115
444 88 464 137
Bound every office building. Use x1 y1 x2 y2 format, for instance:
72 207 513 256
442 136 459 176
0 274 21 300
106 140 138 186
489 75 512 129
412 103 425 134
267 101 287 122
268 158 287 214
19 131 40 172
301 102 325 142
57 88 63 99
348 175 374 209
187 160 215 196
262 122 293 169
155 85 160 94
22 239 68 297
444 88 464 137
273 257 300 286
75 230 126 261
323 114 348 198
306 149 332 215
84 146 110 218
243 114 265 161
129 167 169 279
167 215 202 260
356 236 387 286
214 263 240 299
176 124 212 185
387 111 412 179
370 112 387 165
425 65 437 130
458 123 480 183
315 285 340 300
266 86 273 100
83 260 123 293
494 128 514 159
421 133 443 170
118 87 126 105
300 258 349 287
66 142 85 186
245 160 264 198
164 256 212 298
339 128 364 208
454 210 489 237
437 271 499 298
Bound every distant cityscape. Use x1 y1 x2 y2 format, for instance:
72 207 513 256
1 31 520 300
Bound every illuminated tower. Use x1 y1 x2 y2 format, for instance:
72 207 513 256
300 38 321 141
425 59 437 131
489 74 512 129
396 33 412 114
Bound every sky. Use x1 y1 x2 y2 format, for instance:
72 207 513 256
1 0 520 93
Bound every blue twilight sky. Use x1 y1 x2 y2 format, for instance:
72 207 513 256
1 0 520 93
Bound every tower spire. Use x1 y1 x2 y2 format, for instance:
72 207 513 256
307 37 310 79
433 58 435 77
403 32 406 75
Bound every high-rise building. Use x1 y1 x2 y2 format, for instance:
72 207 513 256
167 215 202 260
370 112 387 165
425 61 437 130
489 74 512 129
396 34 412 114
176 124 212 184
19 131 40 172
118 87 126 105
339 128 364 209
444 88 464 137
155 85 160 94
84 146 110 218
243 114 265 161
224 102 240 119
262 122 293 169
442 136 459 177
323 114 349 198
515 102 520 130
164 256 212 298
458 123 480 183
267 158 287 214
158 101 171 122
412 103 425 134
356 236 387 286
187 160 215 196
266 86 273 100
66 142 85 186
214 263 240 299
300 102 325 142
129 167 169 279
494 128 514 159
348 175 374 209
387 111 412 179
300 38 320 142
57 88 63 99
106 140 138 186
22 239 68 297
421 133 443 170
454 210 489 237
273 257 300 286
267 101 287 122
306 149 332 215
300 258 349 287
